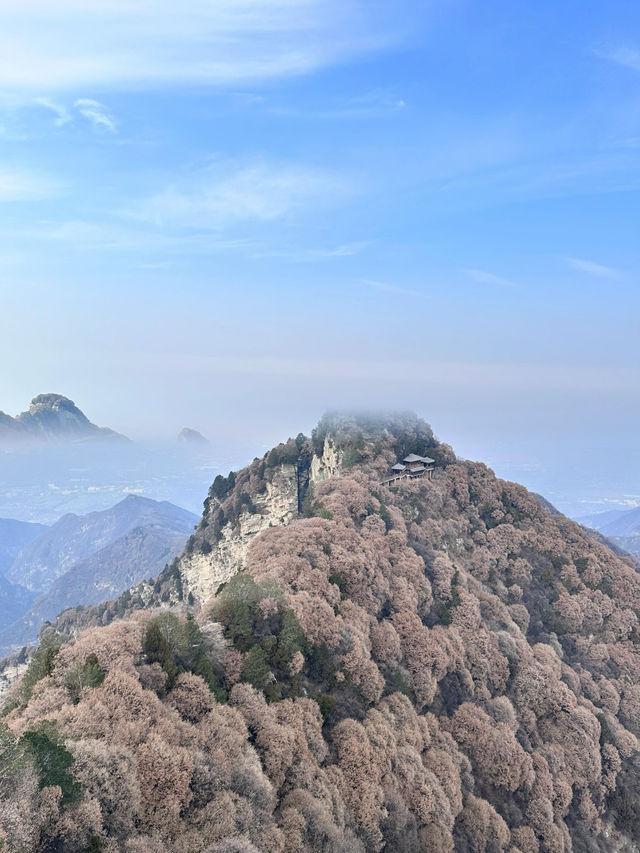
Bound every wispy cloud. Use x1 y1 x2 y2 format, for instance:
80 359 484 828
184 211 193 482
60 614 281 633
74 99 117 132
7 220 257 254
4 217 367 264
464 269 519 288
349 88 407 112
269 88 408 120
0 169 61 201
34 97 71 126
0 1 412 91
129 159 351 229
595 45 640 72
565 257 623 280
2 96 118 136
258 241 369 262
361 278 421 297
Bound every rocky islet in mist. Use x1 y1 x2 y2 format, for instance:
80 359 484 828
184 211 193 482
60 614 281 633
177 428 211 449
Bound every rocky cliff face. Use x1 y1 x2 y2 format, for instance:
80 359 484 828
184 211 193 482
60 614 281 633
0 652 28 705
179 436 347 602
177 414 445 604
309 434 344 483
179 462 301 601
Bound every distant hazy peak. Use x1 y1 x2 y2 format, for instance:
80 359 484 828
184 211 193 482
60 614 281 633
0 392 128 446
26 393 88 415
177 427 210 447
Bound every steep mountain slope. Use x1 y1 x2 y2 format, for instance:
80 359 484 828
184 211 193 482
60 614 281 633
3 413 640 853
0 393 127 447
602 506 640 538
0 496 197 656
578 506 640 556
0 519 48 631
7 494 197 593
0 518 48 575
1 525 192 653
0 574 36 626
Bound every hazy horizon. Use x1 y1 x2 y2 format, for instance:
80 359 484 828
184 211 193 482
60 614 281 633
1 0 638 519
1 391 637 521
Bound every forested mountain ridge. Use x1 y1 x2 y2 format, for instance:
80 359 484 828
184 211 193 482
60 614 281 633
3 413 640 852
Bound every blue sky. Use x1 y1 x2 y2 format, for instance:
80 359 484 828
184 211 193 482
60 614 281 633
0 0 639 512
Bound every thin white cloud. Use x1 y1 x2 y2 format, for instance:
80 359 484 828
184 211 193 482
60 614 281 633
34 97 71 126
258 241 370 261
595 46 640 72
129 159 350 229
4 217 366 263
615 137 640 149
270 88 408 120
0 1 411 91
465 269 518 288
565 257 623 280
9 219 257 253
74 98 116 132
350 88 406 110
578 497 640 508
0 169 61 201
361 278 421 297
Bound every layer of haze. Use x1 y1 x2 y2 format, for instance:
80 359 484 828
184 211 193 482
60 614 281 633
0 0 638 517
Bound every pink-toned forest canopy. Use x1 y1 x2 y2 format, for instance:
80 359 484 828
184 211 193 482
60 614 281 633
2 413 640 852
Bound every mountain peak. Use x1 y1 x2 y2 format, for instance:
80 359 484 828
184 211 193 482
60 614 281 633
28 393 81 412
0 393 128 446
177 427 210 447
6 414 640 852
176 412 456 602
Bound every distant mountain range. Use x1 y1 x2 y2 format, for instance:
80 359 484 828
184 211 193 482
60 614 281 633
0 393 126 446
6 493 196 593
0 495 197 656
0 518 48 626
578 505 640 556
0 574 37 626
0 517 47 574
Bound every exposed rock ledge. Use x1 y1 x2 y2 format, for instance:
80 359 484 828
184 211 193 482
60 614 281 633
179 437 344 603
